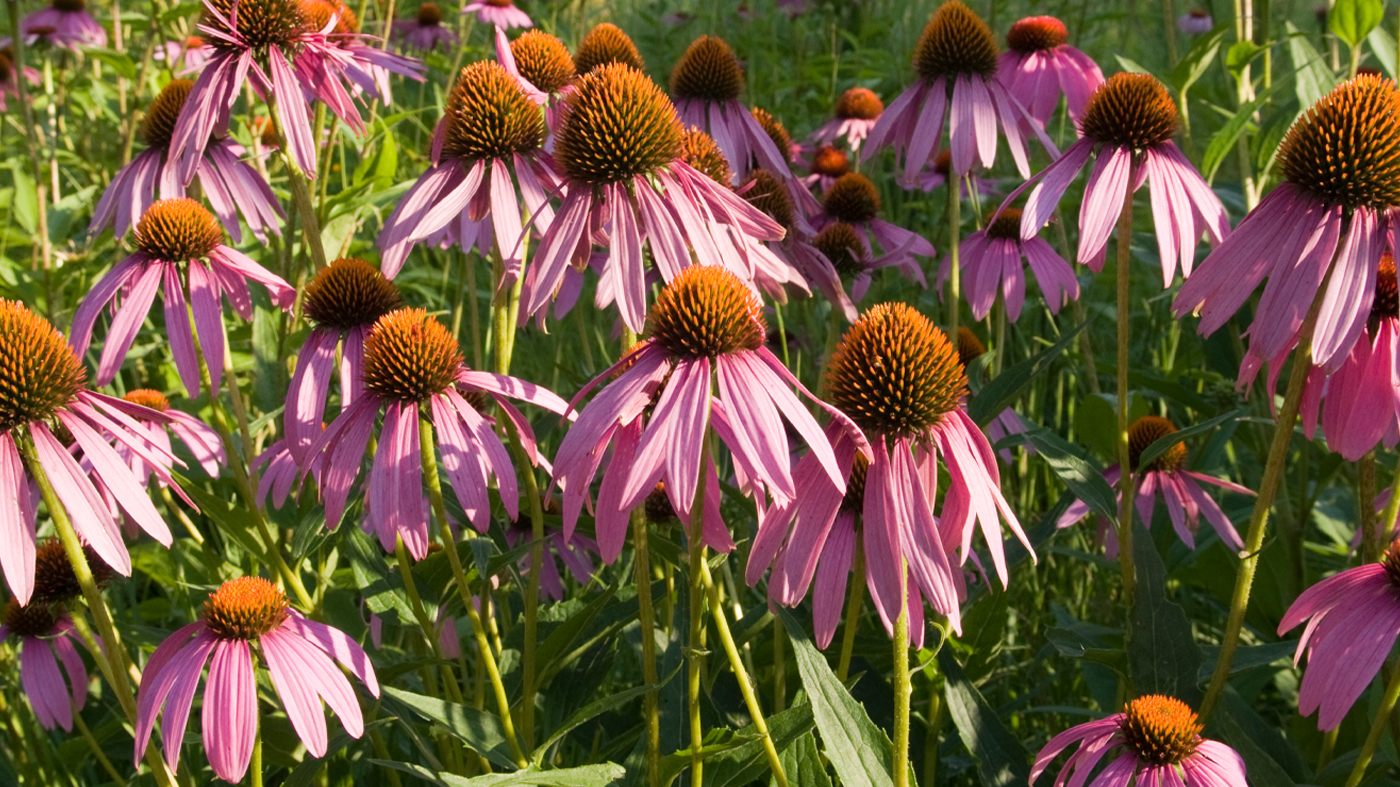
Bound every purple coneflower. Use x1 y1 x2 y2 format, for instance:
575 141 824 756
504 513 599 601
304 309 568 558
552 266 858 562
0 47 39 112
811 222 920 305
462 0 531 29
71 199 296 397
1004 72 1228 279
914 148 997 195
998 16 1104 127
295 0 425 112
750 303 1031 639
1300 253 1400 460
90 80 284 243
254 438 320 509
1032 695 1248 787
21 0 106 49
522 63 785 333
377 60 559 281
1057 416 1251 554
863 0 1055 182
670 36 791 182
802 144 851 193
752 107 801 166
118 389 225 483
0 302 184 603
1 599 88 731
1178 9 1214 34
1175 75 1400 380
940 207 1078 321
135 577 379 783
572 23 644 77
1278 538 1400 729
811 87 884 154
812 172 934 289
957 327 1035 462
286 258 403 466
497 27 575 110
156 35 212 70
393 3 457 51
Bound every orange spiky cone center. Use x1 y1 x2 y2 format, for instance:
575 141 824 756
203 577 290 640
1079 73 1179 150
0 300 86 432
440 61 546 162
1119 695 1203 766
362 308 464 402
646 266 766 359
1278 74 1400 212
134 198 224 261
670 35 745 103
573 23 644 76
554 63 684 184
1128 415 1187 472
304 257 404 330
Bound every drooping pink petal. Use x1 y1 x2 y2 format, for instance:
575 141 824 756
0 433 35 604
204 638 258 783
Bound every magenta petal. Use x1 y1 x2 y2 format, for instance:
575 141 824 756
97 261 164 386
20 638 70 730
29 424 130 576
0 433 35 604
204 638 258 783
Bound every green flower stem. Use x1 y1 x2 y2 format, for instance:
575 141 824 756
75 711 127 787
1381 461 1400 547
1360 451 1381 563
687 425 711 787
633 504 662 787
1056 209 1100 395
892 568 911 787
418 416 529 768
1318 727 1339 771
392 535 469 715
698 558 789 787
266 100 328 271
1345 659 1400 787
946 172 961 341
835 538 865 682
1114 182 1136 607
250 703 263 787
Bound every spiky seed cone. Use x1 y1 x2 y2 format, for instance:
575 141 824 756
0 301 85 433
1127 415 1187 472
1 599 57 638
985 207 1023 240
52 0 85 11
135 198 223 261
825 303 967 439
680 128 734 185
203 0 308 50
203 577 289 640
554 63 684 184
814 222 867 278
1278 74 1400 212
914 1 999 81
441 61 546 162
483 0 514 7
1079 73 1179 150
751 107 792 159
670 35 745 103
836 87 883 120
512 30 576 94
573 23 645 76
1373 253 1398 326
740 169 795 230
304 257 404 330
123 389 171 412
644 483 678 522
839 452 870 512
415 2 441 24
810 144 851 178
30 538 113 606
1006 16 1068 53
822 172 881 224
647 266 766 359
141 80 192 149
956 326 985 367
1118 696 1203 766
362 308 463 402
301 0 358 34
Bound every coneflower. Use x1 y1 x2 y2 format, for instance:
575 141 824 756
462 0 531 29
738 167 855 320
809 87 884 153
939 206 1078 321
802 143 851 193
811 172 934 290
572 22 644 77
497 27 575 117
294 0 425 112
863 0 1055 181
522 63 784 332
670 35 791 181
997 16 1104 127
0 47 38 113
89 79 285 243
20 0 106 49
117 389 226 484
392 2 458 51
0 598 89 731
71 198 296 396
377 61 558 282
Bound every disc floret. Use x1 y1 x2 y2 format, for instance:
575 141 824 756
573 23 645 75
914 1 999 81
554 63 684 184
2 598 57 638
956 326 986 367
740 169 795 230
814 223 866 278
511 30 576 94
836 87 883 120
823 173 881 224
646 266 766 359
202 0 308 50
1373 253 1398 325
751 107 792 157
123 389 171 412
985 207 1023 240
362 308 464 403
0 300 86 433
1128 415 1187 472
134 198 224 262
440 61 546 162
1079 73 1180 151
303 257 404 330
681 128 734 185
1118 695 1203 766
31 539 112 606
811 145 851 178
670 35 745 103
202 577 290 640
1006 16 1068 52
141 80 193 149
1277 74 1400 212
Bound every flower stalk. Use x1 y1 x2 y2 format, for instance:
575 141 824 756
892 571 911 787
836 539 866 682
1344 659 1400 787
1114 179 1136 605
947 172 961 339
267 100 328 271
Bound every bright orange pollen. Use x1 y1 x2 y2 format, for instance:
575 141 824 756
202 577 290 640
1119 695 1203 766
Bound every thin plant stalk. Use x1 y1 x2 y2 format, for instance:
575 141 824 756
1344 661 1400 787
1056 212 1100 395
947 173 961 340
836 539 866 682
392 536 467 708
1114 180 1136 605
633 504 662 787
250 711 263 787
266 101 328 270
74 712 127 787
892 566 911 787
1380 462 1400 545
1360 451 1380 562
687 427 710 787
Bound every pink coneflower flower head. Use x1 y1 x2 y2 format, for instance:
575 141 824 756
304 309 568 557
295 0 425 109
813 172 934 291
1278 537 1400 730
499 28 575 109
0 599 88 731
1178 9 1214 34
71 199 296 397
863 1 1055 182
157 35 211 70
753 304 1030 642
393 3 458 51
1005 72 1228 279
811 221 916 305
90 80 285 244
523 63 785 332
134 577 379 783
553 266 857 563
572 23 644 76
670 35 791 181
1032 695 1248 787
0 302 185 603
463 0 531 29
803 144 851 193
379 61 557 282
752 107 801 166
1175 75 1400 381
21 0 107 49
811 87 884 153
286 259 403 467
739 168 856 320
941 206 1079 321
1057 415 1251 554
998 16 1104 126
1300 253 1400 459
118 389 225 483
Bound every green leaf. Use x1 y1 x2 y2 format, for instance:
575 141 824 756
87 48 138 80
284 718 395 787
1196 641 1297 684
1369 25 1397 77
1207 689 1301 786
1329 0 1384 48
8 163 36 235
1129 524 1203 705
1203 92 1269 183
1224 39 1267 84
1016 428 1118 527
380 686 521 770
777 607 895 787
1114 55 1151 74
938 650 1031 787
1169 26 1226 92
655 727 766 787
773 731 830 787
532 662 683 764
968 322 1087 426
704 700 817 787
1137 408 1247 471
372 761 625 787
1286 22 1336 108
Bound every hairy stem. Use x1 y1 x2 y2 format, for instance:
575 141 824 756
1114 181 1136 606
1344 660 1400 787
892 567 910 787
836 538 865 682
